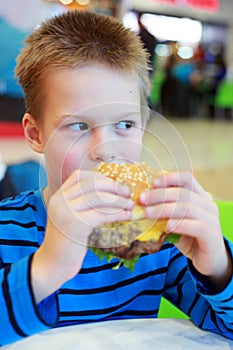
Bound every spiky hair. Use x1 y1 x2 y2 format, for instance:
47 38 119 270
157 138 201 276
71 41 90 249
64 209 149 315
15 10 151 118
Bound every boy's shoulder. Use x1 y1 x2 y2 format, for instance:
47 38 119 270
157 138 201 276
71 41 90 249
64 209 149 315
0 190 46 261
0 189 46 223
0 190 37 209
0 189 46 237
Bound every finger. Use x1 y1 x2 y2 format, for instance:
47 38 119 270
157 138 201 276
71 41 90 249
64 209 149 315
140 187 218 214
69 191 134 212
64 176 131 200
166 218 223 258
166 218 219 237
62 169 93 189
63 169 119 190
75 207 132 228
153 171 211 199
145 202 219 227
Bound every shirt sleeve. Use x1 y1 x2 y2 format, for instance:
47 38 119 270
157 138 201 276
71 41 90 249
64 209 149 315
188 239 233 336
0 254 58 346
164 240 233 340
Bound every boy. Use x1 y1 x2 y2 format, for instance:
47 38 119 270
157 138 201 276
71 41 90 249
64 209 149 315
0 10 233 345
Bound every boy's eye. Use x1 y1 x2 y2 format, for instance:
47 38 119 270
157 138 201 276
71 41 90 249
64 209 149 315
69 122 89 131
116 120 134 130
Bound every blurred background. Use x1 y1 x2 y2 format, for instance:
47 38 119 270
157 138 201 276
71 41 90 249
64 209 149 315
0 0 233 201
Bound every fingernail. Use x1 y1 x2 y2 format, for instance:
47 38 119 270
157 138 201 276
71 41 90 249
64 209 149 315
153 178 161 186
145 206 154 217
140 192 147 204
126 200 134 209
124 186 131 197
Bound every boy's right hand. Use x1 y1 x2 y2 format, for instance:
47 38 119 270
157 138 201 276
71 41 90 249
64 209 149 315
31 169 133 303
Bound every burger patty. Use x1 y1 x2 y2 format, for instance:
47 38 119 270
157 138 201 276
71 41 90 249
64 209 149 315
89 221 167 259
101 234 167 259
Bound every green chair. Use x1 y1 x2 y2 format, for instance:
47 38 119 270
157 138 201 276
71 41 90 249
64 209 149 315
158 201 233 319
150 69 166 107
215 81 233 109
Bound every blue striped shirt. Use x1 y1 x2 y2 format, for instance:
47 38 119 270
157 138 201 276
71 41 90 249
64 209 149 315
0 189 233 345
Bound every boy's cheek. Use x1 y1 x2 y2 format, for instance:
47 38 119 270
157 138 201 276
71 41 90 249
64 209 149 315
45 146 80 184
61 154 82 182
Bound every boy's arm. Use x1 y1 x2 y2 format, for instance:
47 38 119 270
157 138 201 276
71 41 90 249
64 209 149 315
31 170 133 304
188 239 233 335
145 170 233 338
0 254 58 346
164 241 233 339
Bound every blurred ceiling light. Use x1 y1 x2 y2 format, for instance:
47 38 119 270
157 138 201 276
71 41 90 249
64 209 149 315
141 13 202 44
177 46 194 59
123 11 139 31
75 0 90 5
155 44 172 57
60 0 73 5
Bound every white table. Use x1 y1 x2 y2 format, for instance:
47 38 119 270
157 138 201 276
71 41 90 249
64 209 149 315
3 318 233 350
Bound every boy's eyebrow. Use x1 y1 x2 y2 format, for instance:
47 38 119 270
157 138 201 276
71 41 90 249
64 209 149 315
55 111 142 125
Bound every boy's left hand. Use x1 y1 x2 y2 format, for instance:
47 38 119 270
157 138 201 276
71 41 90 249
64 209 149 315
139 171 232 291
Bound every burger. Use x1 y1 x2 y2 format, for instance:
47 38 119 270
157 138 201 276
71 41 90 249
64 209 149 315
89 162 179 271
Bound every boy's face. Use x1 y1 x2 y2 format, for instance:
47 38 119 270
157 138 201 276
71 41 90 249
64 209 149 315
36 64 144 188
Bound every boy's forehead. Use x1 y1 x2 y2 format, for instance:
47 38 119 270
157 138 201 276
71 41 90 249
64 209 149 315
43 65 142 122
71 102 141 116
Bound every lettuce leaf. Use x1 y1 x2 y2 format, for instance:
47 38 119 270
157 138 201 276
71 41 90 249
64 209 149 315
166 233 181 244
90 247 140 272
90 233 180 272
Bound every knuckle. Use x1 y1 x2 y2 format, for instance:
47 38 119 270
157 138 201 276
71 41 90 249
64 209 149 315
183 171 194 186
195 220 208 234
211 201 219 215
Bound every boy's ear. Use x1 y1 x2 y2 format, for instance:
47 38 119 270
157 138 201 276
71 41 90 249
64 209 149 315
22 113 43 154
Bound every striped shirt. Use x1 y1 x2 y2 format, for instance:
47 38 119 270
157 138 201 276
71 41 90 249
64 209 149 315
0 189 233 345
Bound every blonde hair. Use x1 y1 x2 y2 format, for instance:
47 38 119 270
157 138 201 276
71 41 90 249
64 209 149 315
15 10 151 119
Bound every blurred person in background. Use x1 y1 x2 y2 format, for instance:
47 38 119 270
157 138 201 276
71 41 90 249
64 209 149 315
137 13 158 74
202 44 227 118
160 46 201 118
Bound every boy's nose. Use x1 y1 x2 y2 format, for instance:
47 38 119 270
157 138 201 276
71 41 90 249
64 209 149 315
89 127 117 163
